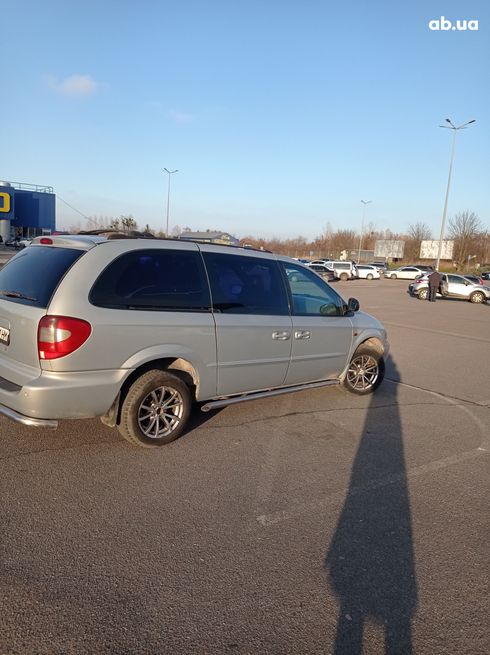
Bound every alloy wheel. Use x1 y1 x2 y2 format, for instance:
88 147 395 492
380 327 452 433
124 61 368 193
346 354 379 391
137 386 185 439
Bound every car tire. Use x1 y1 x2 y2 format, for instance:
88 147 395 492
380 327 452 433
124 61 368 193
418 288 428 300
342 344 385 395
118 370 192 447
367 274 373 280
469 291 485 304
340 273 348 281
390 274 397 279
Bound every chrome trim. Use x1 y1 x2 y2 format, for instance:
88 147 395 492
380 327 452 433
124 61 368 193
0 404 58 429
201 379 340 412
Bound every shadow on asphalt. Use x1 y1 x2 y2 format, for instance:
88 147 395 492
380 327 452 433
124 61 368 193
325 356 417 654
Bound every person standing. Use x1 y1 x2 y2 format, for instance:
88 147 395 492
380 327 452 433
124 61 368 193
427 269 442 302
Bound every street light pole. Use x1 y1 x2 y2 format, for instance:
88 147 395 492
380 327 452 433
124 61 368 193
358 200 372 263
163 168 178 236
435 119 475 271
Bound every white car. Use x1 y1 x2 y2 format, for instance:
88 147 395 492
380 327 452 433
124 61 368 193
385 266 427 280
356 265 380 280
307 259 332 267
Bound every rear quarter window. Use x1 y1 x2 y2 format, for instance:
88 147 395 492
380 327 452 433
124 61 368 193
0 246 83 308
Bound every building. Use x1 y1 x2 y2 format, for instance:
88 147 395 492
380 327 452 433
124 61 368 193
0 180 56 242
178 230 239 246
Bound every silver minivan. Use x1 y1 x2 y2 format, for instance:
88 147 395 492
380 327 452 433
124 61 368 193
0 235 388 447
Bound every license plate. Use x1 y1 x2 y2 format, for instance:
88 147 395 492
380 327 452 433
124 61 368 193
0 326 10 346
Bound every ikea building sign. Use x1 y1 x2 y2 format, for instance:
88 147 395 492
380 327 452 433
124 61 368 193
0 188 14 220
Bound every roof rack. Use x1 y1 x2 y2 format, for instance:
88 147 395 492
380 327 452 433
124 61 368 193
78 229 156 239
76 229 271 253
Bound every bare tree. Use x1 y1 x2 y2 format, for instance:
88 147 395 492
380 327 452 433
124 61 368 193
407 222 432 241
448 211 482 267
405 222 432 260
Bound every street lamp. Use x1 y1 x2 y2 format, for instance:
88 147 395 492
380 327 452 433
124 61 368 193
435 118 475 270
163 168 178 236
358 200 372 263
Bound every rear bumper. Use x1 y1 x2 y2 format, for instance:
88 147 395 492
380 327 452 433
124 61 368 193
0 404 58 428
0 368 129 425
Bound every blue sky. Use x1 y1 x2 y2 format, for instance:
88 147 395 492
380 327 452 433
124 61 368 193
2 0 489 239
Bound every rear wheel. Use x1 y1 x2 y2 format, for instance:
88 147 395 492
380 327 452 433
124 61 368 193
340 272 348 281
342 344 385 395
118 370 192 447
469 291 485 304
418 288 428 300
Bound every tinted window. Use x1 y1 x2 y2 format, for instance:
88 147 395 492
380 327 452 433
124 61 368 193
283 263 344 316
335 263 350 270
447 275 465 285
203 252 288 315
0 246 83 308
90 249 211 310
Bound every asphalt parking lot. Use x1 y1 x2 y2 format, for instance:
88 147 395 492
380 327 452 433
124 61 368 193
1 279 489 654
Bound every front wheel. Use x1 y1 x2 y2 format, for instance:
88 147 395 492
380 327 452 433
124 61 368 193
342 345 385 395
470 291 485 304
366 274 373 280
118 370 192 447
390 274 397 280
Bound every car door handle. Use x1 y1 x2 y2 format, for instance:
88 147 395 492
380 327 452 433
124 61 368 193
294 330 311 340
272 331 291 340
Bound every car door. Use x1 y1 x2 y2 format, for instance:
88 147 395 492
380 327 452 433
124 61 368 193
446 274 468 297
203 249 292 395
280 262 353 385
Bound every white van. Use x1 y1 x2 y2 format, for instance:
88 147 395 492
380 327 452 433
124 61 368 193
329 261 358 281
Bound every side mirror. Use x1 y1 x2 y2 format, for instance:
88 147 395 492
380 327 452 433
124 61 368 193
347 297 360 313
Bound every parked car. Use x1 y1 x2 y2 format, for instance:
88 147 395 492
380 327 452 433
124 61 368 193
481 271 490 281
368 262 388 273
408 273 490 303
308 259 332 267
385 266 427 280
355 265 381 280
4 237 31 250
328 261 359 281
462 274 484 285
0 235 388 447
307 263 336 282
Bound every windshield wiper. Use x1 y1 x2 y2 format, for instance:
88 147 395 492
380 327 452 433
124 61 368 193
0 290 37 301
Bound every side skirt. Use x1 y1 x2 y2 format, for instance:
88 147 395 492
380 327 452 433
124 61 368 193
201 379 340 413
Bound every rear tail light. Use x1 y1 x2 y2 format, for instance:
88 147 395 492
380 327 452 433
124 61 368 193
39 237 53 245
38 316 91 360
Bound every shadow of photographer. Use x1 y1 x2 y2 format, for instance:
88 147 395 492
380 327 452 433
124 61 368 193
325 356 417 654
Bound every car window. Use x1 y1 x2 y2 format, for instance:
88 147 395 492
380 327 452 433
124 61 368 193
90 249 211 310
282 263 344 316
203 252 289 315
447 274 465 285
335 263 349 270
0 246 84 308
